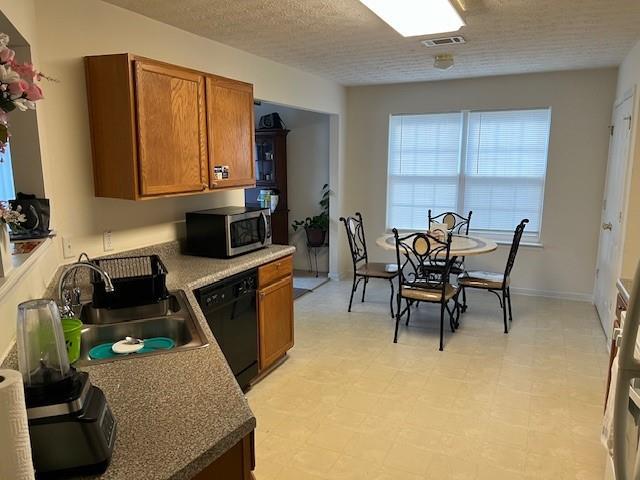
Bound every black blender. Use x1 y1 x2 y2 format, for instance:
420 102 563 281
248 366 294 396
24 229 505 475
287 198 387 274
17 299 116 478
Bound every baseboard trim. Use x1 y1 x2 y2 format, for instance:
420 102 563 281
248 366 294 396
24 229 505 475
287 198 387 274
509 287 593 303
328 271 347 281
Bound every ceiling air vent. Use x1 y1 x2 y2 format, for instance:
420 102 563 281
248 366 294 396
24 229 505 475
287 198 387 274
421 36 466 47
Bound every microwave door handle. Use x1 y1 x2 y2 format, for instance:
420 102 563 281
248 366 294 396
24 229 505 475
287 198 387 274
260 212 268 245
613 263 640 480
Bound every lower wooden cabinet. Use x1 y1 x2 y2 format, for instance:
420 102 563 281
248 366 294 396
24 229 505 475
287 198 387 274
257 256 294 372
193 431 255 480
605 291 629 407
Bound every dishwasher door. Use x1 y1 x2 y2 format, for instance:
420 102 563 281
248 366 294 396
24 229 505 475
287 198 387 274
197 271 258 391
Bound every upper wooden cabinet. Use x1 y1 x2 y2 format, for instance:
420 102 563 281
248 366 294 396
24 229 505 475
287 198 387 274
135 61 208 196
206 76 255 190
84 54 256 200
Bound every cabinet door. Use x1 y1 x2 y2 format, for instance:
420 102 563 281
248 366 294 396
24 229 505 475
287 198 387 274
258 274 294 371
135 60 208 196
206 76 255 189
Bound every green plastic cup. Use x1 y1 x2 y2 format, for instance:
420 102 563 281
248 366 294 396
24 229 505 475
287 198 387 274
62 318 83 364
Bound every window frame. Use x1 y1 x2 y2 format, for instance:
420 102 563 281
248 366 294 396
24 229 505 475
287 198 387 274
385 107 552 245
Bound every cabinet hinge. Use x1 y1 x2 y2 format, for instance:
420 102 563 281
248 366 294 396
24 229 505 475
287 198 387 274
609 125 615 136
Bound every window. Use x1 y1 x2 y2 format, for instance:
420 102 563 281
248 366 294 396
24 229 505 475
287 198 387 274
386 108 551 241
0 142 16 202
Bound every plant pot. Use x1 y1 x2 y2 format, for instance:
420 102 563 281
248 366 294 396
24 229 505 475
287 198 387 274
305 227 327 248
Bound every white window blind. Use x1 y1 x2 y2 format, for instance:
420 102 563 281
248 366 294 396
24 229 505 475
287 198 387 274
387 113 462 230
386 108 551 240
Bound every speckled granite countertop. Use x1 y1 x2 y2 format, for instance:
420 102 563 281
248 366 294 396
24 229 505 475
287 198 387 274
618 278 633 303
2 242 295 480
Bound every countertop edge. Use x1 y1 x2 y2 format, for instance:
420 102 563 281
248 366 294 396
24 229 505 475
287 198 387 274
171 417 257 480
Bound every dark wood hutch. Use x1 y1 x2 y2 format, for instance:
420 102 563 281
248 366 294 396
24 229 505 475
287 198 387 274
244 128 290 245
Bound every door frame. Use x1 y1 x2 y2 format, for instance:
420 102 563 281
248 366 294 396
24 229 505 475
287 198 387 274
595 86 637 342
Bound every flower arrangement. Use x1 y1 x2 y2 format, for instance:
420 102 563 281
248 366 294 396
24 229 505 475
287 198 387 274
0 33 47 152
0 201 26 227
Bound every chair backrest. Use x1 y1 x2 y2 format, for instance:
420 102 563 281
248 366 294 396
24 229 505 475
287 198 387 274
428 210 473 235
339 212 368 270
503 219 529 284
393 228 453 298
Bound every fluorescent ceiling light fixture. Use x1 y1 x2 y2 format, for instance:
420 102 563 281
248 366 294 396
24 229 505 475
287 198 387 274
359 0 465 37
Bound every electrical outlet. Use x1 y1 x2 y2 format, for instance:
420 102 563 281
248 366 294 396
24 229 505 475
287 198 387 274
103 230 113 252
62 237 74 259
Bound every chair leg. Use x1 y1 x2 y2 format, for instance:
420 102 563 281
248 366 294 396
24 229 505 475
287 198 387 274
439 302 445 351
502 289 508 334
462 287 468 312
393 304 401 343
348 275 358 312
507 287 513 323
361 277 369 302
405 299 412 326
388 279 395 318
446 302 455 333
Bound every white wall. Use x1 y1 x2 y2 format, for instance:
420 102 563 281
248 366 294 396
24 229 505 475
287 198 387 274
617 39 640 279
345 69 618 299
254 103 330 272
31 0 346 260
0 0 346 357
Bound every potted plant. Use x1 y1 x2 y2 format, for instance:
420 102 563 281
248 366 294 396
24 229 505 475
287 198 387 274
0 202 25 276
0 33 49 152
291 184 329 247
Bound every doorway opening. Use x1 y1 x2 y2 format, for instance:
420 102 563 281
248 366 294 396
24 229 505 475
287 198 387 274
249 101 331 296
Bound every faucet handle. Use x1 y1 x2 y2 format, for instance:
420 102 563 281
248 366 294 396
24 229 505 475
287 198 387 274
60 287 82 318
71 287 82 306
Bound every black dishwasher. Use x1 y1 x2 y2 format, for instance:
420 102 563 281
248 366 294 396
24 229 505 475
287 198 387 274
196 269 258 391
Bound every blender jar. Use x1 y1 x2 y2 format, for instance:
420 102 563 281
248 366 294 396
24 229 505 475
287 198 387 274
17 299 71 387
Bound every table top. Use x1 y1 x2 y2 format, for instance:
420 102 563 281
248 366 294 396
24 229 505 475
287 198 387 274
376 232 498 257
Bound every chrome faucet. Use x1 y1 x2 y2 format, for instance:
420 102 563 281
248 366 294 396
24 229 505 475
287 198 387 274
57 253 114 317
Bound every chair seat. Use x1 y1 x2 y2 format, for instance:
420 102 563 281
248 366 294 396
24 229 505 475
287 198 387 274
356 262 399 278
401 284 458 302
458 271 507 290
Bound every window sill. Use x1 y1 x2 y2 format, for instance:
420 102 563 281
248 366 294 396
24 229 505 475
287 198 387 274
0 237 54 302
495 240 543 248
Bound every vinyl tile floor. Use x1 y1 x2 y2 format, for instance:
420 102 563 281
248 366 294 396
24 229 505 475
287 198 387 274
246 279 609 480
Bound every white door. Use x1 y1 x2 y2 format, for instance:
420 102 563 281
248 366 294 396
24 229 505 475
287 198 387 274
595 95 634 341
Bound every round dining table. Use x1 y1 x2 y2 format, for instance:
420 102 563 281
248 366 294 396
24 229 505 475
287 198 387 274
376 232 498 258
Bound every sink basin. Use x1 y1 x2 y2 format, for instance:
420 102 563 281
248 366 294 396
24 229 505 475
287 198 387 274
79 295 181 325
75 290 209 365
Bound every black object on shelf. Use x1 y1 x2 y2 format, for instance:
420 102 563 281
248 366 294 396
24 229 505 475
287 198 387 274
91 255 168 309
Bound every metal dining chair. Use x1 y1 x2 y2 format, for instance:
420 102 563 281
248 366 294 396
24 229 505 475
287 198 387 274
392 229 460 350
340 212 398 317
457 219 529 334
427 210 473 309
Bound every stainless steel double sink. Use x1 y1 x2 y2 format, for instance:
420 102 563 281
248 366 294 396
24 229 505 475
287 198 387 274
75 290 209 366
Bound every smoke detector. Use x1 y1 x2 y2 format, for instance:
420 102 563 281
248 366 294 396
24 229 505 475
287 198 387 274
422 35 466 47
434 54 455 70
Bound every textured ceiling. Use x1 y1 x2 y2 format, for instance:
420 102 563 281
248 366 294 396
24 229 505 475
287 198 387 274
103 0 640 85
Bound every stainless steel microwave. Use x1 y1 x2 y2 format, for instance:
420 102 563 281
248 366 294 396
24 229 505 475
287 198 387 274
185 207 272 258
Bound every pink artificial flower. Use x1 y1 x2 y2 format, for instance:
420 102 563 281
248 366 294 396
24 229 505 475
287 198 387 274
25 83 43 101
8 79 28 96
11 62 38 82
0 47 15 64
